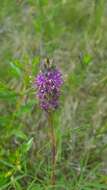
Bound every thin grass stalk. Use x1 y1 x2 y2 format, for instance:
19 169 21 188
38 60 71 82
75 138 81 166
47 111 56 186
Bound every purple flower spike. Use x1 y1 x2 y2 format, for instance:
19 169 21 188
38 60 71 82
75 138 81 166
35 58 63 111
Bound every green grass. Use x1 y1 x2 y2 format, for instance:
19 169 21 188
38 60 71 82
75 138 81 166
0 0 107 189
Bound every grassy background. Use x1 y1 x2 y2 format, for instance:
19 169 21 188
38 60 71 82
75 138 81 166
0 0 107 189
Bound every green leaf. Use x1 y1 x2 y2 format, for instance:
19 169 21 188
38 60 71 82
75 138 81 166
21 138 33 154
0 160 14 168
14 181 22 190
0 175 9 189
0 90 18 100
83 54 92 65
9 62 21 77
27 181 44 190
85 182 107 189
0 81 19 102
12 130 27 140
16 100 36 117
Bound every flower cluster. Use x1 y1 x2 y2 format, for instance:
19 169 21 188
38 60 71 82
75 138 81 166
35 61 63 111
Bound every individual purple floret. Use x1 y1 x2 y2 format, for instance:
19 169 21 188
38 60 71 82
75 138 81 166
35 58 63 111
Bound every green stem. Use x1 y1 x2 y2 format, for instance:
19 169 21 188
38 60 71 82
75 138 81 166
47 111 56 187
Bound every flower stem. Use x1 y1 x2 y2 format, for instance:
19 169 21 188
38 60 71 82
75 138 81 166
47 111 56 187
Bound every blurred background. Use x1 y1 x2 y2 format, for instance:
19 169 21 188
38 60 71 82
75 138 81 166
0 0 107 189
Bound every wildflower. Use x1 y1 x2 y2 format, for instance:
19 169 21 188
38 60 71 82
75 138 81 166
35 58 63 111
